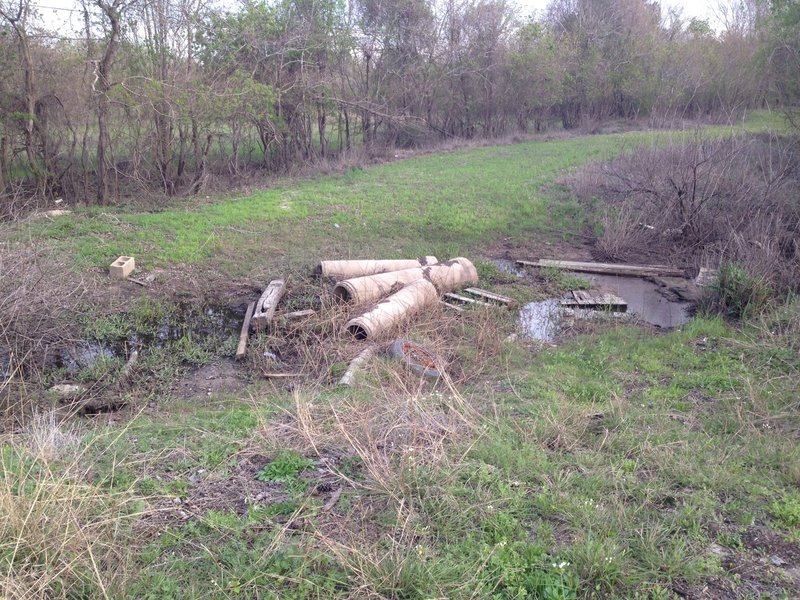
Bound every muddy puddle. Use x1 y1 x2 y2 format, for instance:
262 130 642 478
47 303 245 375
519 273 692 341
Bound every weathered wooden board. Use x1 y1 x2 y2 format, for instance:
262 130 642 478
252 279 286 331
235 301 256 360
440 300 465 313
443 292 494 307
561 290 627 310
284 309 316 320
464 287 517 307
339 345 377 387
516 259 684 278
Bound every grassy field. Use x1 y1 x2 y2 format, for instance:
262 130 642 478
2 112 799 599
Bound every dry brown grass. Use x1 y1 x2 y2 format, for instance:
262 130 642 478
0 414 143 599
0 242 87 424
571 132 800 293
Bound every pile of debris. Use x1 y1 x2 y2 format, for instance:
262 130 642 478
236 256 519 384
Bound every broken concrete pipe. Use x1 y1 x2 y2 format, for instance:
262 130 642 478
317 256 438 280
333 257 479 305
344 279 439 340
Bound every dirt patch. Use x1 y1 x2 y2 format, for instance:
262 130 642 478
743 526 800 565
174 360 250 399
484 237 593 266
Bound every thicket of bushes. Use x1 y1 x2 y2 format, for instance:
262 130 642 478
573 133 800 313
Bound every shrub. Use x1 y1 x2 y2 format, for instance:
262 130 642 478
699 263 773 320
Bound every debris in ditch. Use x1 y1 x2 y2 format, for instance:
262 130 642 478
321 486 344 512
339 345 378 387
464 287 517 307
122 350 139 379
253 279 286 331
561 290 627 310
441 301 465 313
317 257 437 279
263 351 279 362
695 267 718 287
236 301 257 360
48 383 87 400
517 258 684 278
283 309 316 321
109 255 135 279
345 279 439 340
387 339 442 379
444 292 493 307
261 372 300 379
127 276 150 287
333 257 478 305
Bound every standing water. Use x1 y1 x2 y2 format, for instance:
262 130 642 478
519 273 691 341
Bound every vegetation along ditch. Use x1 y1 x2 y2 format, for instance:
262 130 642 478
1 1 800 592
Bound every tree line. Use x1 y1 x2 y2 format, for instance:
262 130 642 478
0 0 797 208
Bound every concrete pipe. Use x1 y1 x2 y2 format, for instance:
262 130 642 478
344 279 439 340
317 256 438 280
333 257 478 305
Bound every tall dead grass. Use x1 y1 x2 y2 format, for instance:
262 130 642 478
1 412 141 599
262 351 484 596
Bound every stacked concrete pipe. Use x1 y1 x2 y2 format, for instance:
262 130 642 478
334 257 478 340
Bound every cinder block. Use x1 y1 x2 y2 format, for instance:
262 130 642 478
110 256 135 279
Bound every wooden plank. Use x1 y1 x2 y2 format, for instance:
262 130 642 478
440 300 465 313
464 287 517 307
127 276 149 287
262 372 301 378
252 279 286 331
516 259 684 278
561 290 627 309
235 301 256 360
285 309 316 320
443 292 493 307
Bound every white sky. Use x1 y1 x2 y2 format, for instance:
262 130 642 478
31 0 721 37
513 0 719 23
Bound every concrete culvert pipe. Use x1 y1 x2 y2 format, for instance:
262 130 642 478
333 257 479 305
333 267 425 304
344 279 439 340
317 256 437 280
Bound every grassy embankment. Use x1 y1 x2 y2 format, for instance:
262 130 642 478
1 112 798 599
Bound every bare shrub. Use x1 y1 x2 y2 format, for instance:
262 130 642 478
572 133 800 293
0 242 85 420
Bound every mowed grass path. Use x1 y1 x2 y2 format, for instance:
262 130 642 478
17 113 783 276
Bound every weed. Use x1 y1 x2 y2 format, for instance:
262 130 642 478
769 494 800 529
701 263 774 320
256 450 315 483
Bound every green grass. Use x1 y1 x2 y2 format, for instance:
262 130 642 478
9 111 786 277
57 310 796 598
2 111 797 599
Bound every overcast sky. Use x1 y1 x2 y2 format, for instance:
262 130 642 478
33 0 721 37
512 0 718 23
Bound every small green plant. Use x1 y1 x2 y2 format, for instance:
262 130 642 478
717 531 744 551
701 263 772 320
256 451 315 483
769 495 800 529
